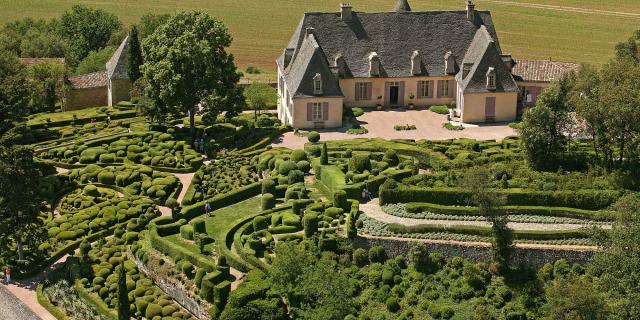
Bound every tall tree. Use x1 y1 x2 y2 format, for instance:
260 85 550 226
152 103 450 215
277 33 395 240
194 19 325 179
138 13 171 39
543 274 609 320
590 193 640 319
0 50 31 134
244 82 276 121
614 29 640 63
27 62 65 114
0 146 45 261
519 73 575 170
141 11 242 139
127 26 143 82
117 261 130 320
463 167 512 273
74 46 116 75
58 5 121 67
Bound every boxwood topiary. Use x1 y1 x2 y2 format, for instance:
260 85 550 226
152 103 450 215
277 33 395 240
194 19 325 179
180 225 194 240
333 190 348 211
97 171 116 185
307 131 320 143
145 303 162 318
262 193 275 211
278 160 297 176
261 179 276 195
290 150 307 162
302 213 318 238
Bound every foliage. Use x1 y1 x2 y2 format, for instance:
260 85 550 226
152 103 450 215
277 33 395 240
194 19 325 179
430 105 449 114
462 167 512 273
519 73 575 170
58 5 121 67
307 131 320 143
137 13 171 39
27 61 65 114
127 26 143 82
117 262 129 320
320 143 328 165
142 11 243 137
0 50 30 134
543 274 609 320
74 45 116 75
394 124 416 131
443 122 464 131
244 83 276 117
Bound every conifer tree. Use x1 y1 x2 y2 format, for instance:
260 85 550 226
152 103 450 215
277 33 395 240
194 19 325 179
127 26 143 82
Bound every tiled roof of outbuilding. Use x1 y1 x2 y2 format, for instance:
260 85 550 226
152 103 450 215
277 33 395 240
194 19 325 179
19 58 65 69
512 59 579 83
68 70 108 89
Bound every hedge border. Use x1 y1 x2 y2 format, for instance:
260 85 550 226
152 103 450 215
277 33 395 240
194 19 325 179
37 158 202 174
36 283 69 320
387 223 590 240
28 110 138 129
179 182 262 221
74 280 117 320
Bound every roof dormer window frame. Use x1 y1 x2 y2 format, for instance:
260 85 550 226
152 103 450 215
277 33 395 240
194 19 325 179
486 67 496 90
313 73 323 95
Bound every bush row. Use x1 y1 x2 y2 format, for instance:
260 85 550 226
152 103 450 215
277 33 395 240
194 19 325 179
387 223 590 240
380 184 620 210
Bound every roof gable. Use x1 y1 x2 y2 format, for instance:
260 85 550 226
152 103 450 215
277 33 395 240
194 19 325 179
106 36 130 80
284 35 343 98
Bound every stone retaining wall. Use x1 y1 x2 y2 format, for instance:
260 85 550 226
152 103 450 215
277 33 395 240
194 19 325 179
350 236 595 269
129 252 210 319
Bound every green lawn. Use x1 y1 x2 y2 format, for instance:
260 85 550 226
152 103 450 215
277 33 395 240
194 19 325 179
203 196 262 244
27 106 124 125
1 0 638 76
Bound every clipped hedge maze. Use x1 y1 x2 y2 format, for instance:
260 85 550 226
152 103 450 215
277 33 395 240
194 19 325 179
39 131 202 170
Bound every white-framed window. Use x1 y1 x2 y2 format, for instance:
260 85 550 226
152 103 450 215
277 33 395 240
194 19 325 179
355 82 371 101
441 80 450 97
312 102 323 120
419 80 430 98
313 73 322 95
486 67 496 90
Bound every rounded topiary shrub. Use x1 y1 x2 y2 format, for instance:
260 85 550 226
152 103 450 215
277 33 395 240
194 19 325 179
290 149 307 162
83 185 100 197
262 193 276 211
145 303 162 318
369 245 386 263
97 171 116 185
349 154 372 173
261 179 276 195
193 219 206 234
292 200 305 215
307 131 320 143
253 216 269 231
353 248 369 267
180 225 194 240
278 160 297 176
333 190 348 211
296 160 311 173
383 149 399 166
386 297 400 312
288 170 304 184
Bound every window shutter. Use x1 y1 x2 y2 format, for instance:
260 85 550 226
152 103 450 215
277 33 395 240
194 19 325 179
322 102 329 121
355 83 359 100
307 103 312 121
449 80 456 98
428 81 434 98
417 81 422 99
366 83 372 100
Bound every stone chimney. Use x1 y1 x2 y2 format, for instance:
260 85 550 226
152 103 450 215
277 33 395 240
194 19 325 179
340 3 353 22
467 0 475 22
444 51 457 75
305 27 315 39
501 54 516 72
394 0 412 13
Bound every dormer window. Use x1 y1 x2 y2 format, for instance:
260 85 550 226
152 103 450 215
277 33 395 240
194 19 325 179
486 67 496 90
313 73 322 95
369 52 381 77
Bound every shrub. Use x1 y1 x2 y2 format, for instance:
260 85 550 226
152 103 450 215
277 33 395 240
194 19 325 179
83 185 100 197
145 303 162 318
302 213 318 238
351 107 364 117
292 200 305 215
261 179 276 195
353 248 369 267
369 246 386 263
262 194 275 211
296 160 311 173
430 105 449 114
97 171 116 185
180 225 194 240
307 131 320 143
290 150 307 162
193 219 206 234
333 190 348 210
253 216 269 231
349 154 371 173
386 297 400 312
278 161 297 176
443 123 464 131
320 143 328 165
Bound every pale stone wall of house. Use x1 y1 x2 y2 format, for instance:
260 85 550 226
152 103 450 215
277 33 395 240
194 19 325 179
277 68 295 126
64 87 108 111
292 97 343 129
460 91 517 123
108 78 131 106
339 76 456 108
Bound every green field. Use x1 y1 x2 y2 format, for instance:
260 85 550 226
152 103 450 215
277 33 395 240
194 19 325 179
1 0 639 78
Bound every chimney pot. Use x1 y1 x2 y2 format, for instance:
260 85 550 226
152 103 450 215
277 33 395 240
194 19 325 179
340 3 353 22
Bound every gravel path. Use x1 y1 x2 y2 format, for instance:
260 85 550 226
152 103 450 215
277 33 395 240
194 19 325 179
173 172 195 204
0 284 41 320
361 203 611 231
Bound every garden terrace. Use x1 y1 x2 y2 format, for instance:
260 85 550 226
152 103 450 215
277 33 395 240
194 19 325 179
202 113 284 152
59 164 182 204
40 236 198 320
27 106 138 129
37 130 203 172
181 153 260 205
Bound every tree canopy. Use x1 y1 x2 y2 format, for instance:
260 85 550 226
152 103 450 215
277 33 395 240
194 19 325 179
127 26 143 82
0 50 31 134
141 11 243 138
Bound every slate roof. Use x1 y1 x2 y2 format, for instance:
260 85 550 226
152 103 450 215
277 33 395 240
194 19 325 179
278 1 515 95
68 70 108 89
512 59 579 83
106 36 130 80
458 26 518 93
284 34 343 98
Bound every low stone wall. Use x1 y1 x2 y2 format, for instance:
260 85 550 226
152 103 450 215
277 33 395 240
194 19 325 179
129 252 210 319
350 235 595 269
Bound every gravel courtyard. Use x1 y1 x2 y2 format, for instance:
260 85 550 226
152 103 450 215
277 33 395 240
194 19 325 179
272 108 516 149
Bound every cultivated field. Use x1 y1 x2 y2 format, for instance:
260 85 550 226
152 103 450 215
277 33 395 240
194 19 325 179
1 0 639 78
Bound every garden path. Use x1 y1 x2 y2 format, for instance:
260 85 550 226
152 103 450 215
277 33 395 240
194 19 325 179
0 285 41 320
173 172 195 204
360 203 611 231
1 254 70 320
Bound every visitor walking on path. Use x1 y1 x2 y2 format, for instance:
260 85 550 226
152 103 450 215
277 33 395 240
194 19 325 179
362 187 373 202
205 201 212 217
4 267 10 284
